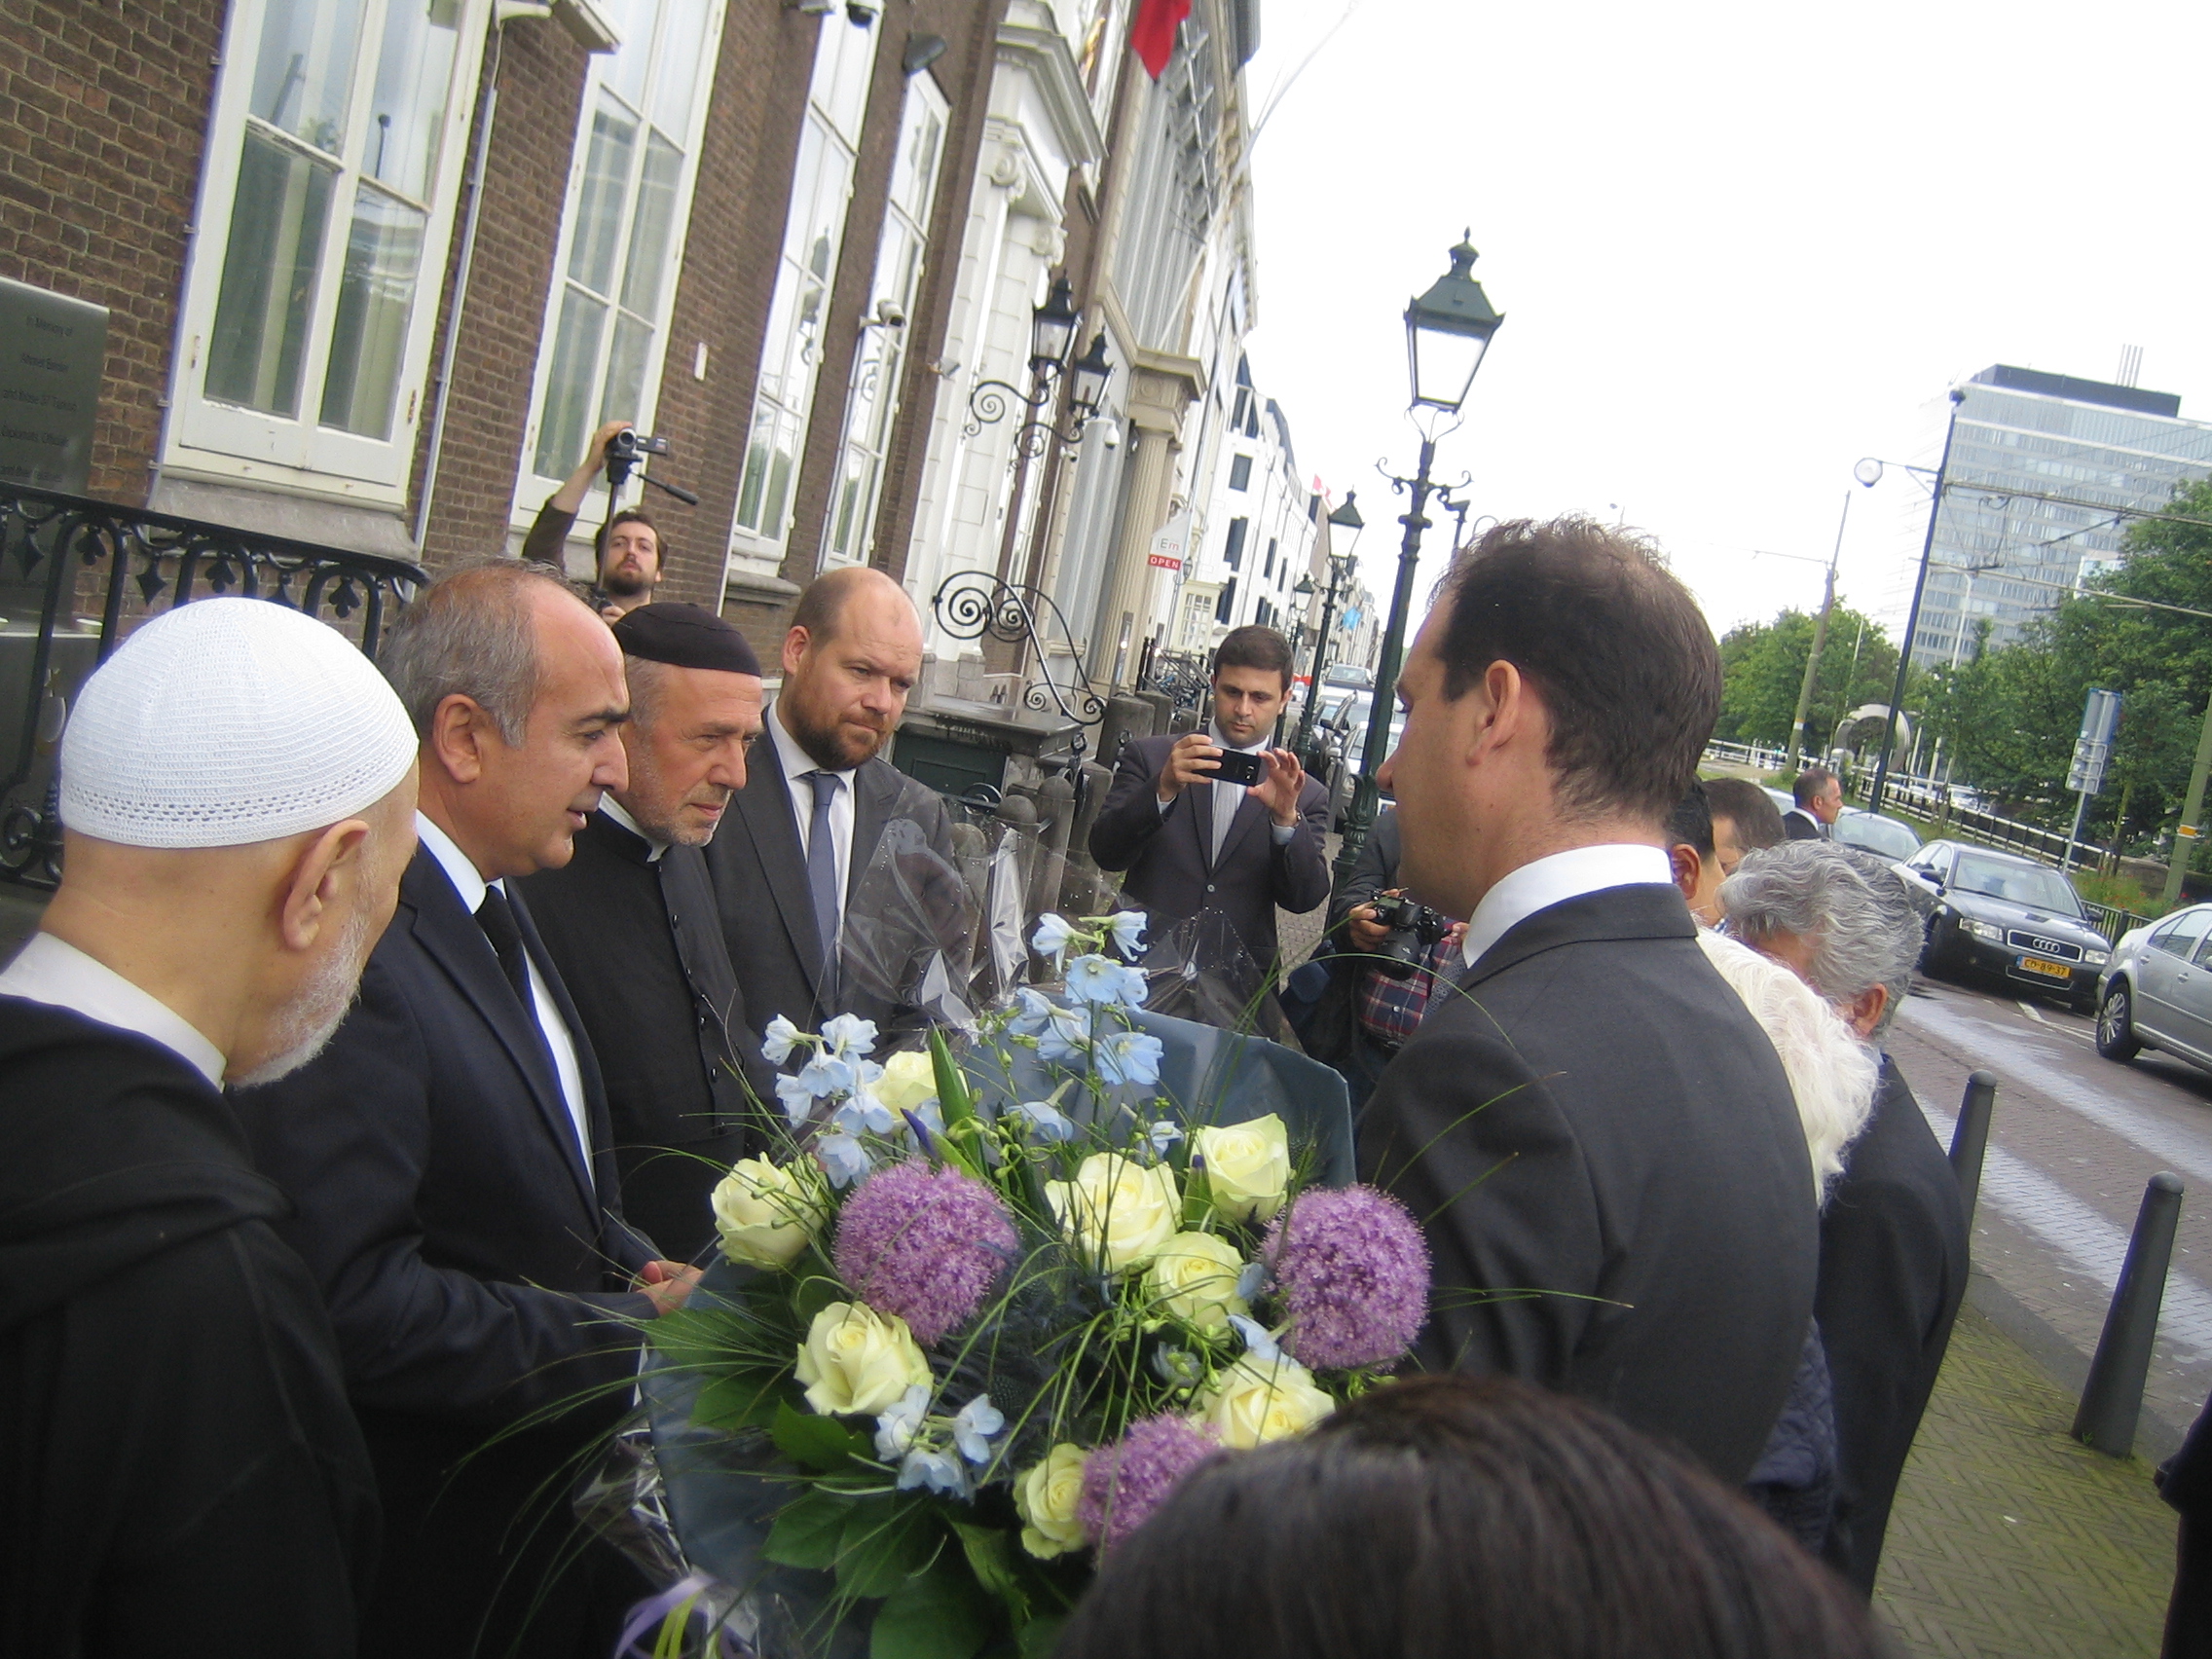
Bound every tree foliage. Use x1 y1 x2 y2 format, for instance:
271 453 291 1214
1714 604 1900 752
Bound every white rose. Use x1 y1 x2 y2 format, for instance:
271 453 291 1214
793 1302 933 1418
1195 1354 1335 1449
1194 1115 1290 1223
874 1050 940 1117
1046 1153 1182 1273
1014 1443 1090 1559
1145 1232 1249 1335
711 1158 826 1270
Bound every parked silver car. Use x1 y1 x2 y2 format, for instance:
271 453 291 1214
2097 903 2212 1070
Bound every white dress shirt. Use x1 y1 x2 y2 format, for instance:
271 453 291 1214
1157 722 1299 857
0 930 227 1087
416 811 593 1184
598 794 666 862
1458 843 1677 970
767 700 856 917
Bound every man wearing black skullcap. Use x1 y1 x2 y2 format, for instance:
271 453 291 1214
520 603 776 1258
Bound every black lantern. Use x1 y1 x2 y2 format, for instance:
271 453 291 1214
1068 331 1113 420
1404 235 1503 414
1029 276 1081 376
1326 491 1365 557
1293 571 1316 598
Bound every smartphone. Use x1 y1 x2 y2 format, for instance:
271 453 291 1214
1211 748 1266 787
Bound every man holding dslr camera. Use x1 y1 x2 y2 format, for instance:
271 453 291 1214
1088 625 1331 979
1314 808 1463 1110
522 419 667 618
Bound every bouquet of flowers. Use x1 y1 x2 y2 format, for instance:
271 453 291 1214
630 909 1428 1659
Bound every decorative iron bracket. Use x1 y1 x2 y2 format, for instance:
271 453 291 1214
929 571 1106 728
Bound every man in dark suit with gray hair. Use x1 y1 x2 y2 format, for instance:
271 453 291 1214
1357 517 1819 1485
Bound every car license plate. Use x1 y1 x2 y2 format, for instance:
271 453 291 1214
2014 955 2073 980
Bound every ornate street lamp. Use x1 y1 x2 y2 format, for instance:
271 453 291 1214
1292 493 1366 756
1335 239 1505 885
967 277 1112 451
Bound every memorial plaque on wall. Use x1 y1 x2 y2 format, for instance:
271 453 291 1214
0 276 107 494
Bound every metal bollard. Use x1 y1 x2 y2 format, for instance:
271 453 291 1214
1949 1070 1999 1227
2073 1172 2186 1456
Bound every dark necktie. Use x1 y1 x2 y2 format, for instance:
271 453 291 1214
474 886 536 1015
805 770 844 977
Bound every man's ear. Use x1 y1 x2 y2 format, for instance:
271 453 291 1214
276 820 371 953
1471 659 1528 760
1843 983 1888 1039
782 625 810 678
427 695 491 785
1667 842 1702 902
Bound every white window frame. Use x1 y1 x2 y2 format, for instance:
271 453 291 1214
510 0 727 544
727 14 881 573
166 0 490 506
818 72 947 571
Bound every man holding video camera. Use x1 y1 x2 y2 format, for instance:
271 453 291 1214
521 419 666 619
1088 625 1331 980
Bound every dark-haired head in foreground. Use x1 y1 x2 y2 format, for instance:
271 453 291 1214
1054 1375 1893 1659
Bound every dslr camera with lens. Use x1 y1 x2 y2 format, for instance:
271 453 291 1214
1369 894 1452 980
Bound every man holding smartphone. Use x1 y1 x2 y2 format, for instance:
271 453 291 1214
1088 626 1333 980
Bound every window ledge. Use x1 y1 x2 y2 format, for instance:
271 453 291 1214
147 477 417 562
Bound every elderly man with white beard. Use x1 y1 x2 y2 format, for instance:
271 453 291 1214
0 598 419 1657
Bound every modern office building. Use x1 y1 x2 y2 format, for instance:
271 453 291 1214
1909 364 2212 669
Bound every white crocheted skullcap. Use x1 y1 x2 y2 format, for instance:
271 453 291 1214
59 598 417 849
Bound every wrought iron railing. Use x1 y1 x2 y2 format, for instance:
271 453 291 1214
928 570 1105 728
0 482 425 887
1139 646 1210 714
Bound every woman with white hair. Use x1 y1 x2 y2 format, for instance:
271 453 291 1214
1721 840 1971 1598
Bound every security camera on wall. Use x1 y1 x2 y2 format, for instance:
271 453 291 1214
874 299 907 329
845 0 881 22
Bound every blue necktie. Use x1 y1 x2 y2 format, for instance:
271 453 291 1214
805 770 844 979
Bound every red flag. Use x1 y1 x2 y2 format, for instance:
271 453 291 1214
1130 0 1191 77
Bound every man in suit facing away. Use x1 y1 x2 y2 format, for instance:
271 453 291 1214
241 563 699 1659
524 604 776 1261
1088 625 1331 978
1785 764 1842 840
705 567 957 1052
1357 517 1820 1486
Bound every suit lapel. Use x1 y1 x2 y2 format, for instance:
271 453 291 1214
506 882 610 1211
402 852 598 1215
1189 777 1219 872
1214 787 1269 869
732 737 823 997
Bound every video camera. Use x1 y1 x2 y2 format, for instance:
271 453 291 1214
603 429 699 506
1369 895 1452 980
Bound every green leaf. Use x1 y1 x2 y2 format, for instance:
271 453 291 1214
926 1029 987 1178
1015 1614 1066 1659
772 1400 867 1472
949 1521 1028 1623
691 1370 789 1432
871 1559 995 1659
763 1492 856 1569
836 1496 941 1599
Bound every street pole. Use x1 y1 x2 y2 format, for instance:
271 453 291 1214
2162 691 2212 907
1868 390 1963 817
1291 562 1344 756
1786 492 1851 774
1334 435 1437 887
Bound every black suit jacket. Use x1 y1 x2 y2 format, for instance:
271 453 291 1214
1783 808 1826 841
1816 1055 1968 1594
522 811 777 1261
704 726 958 1043
1087 733 1331 969
1357 882 1820 1484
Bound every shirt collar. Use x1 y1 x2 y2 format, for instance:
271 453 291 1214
598 795 666 861
415 809 496 911
1208 720 1266 755
767 700 857 784
1458 843 1676 970
0 932 228 1087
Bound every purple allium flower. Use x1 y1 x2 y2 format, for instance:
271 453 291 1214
832 1161 1017 1346
1077 1415 1218 1553
1264 1185 1431 1371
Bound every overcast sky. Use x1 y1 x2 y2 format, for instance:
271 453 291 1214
1240 0 2212 645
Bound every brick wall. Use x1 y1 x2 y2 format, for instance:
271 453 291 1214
0 1 222 503
411 17 589 575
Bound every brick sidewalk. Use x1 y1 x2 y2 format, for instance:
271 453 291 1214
1876 1304 2179 1657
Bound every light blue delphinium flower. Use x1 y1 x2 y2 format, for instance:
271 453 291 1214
761 1014 803 1066
898 1100 947 1151
1037 1006 1090 1066
952 1395 1005 1464
897 1447 970 1496
1230 1312 1282 1363
1108 910 1148 959
1148 1120 1185 1155
1094 1029 1164 1088
1114 963 1150 1007
820 1013 879 1058
1064 952 1139 1007
1235 1260 1269 1303
873 1383 931 1461
815 1132 872 1189
1006 986 1054 1037
1011 1099 1077 1142
1030 913 1074 961
830 1089 896 1137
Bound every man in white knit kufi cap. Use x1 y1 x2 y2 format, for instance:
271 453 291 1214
0 595 417 1655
